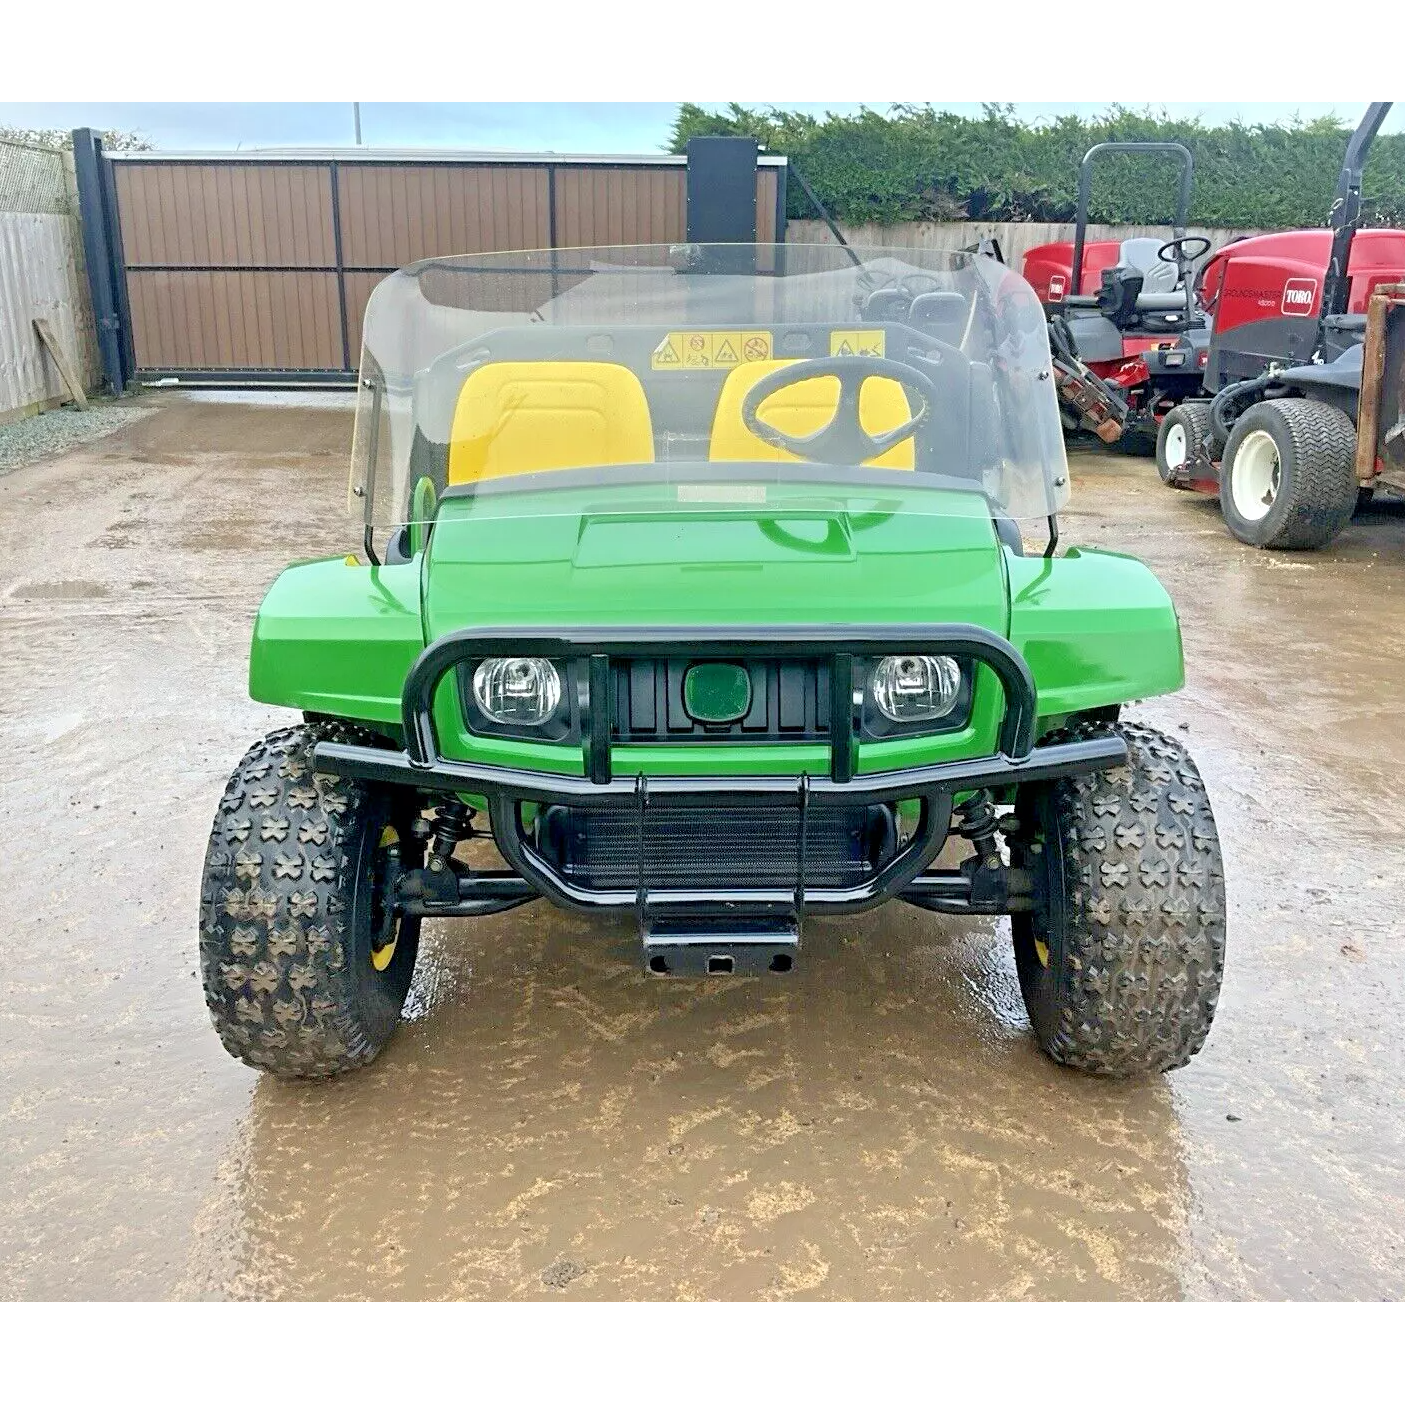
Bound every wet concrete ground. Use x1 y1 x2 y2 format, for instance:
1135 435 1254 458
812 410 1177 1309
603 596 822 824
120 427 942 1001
1 397 1401 1300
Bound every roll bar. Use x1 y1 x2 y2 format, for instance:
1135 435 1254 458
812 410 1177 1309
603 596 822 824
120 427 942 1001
1320 102 1393 336
1069 141 1194 298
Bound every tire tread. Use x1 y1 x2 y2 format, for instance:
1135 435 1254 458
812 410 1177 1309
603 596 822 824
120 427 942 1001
1018 720 1227 1076
198 722 402 1079
1224 398 1357 549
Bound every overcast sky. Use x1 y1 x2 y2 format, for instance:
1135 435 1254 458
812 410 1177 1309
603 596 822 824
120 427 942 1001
0 101 1398 152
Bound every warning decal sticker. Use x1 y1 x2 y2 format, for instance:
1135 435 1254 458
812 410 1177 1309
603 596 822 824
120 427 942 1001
650 330 774 371
829 329 886 357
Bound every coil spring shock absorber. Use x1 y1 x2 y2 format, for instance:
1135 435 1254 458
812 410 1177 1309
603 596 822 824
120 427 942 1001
425 798 475 874
955 791 1001 869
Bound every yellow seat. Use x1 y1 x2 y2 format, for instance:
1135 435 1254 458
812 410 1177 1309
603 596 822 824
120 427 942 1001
447 361 655 485
708 359 915 469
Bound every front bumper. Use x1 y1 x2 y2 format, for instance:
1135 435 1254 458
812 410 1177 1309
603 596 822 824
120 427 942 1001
313 623 1128 919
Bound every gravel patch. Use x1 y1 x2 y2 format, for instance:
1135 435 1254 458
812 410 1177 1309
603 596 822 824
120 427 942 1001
0 400 154 476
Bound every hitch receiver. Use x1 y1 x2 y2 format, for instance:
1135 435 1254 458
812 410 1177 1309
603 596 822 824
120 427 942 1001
643 919 800 976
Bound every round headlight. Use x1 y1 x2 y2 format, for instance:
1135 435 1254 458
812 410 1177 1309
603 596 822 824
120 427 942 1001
472 657 562 726
871 654 962 723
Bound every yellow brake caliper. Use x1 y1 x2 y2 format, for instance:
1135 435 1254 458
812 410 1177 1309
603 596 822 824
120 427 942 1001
371 824 400 972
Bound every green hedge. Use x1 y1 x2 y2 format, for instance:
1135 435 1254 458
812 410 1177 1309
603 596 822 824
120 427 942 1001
669 103 1405 229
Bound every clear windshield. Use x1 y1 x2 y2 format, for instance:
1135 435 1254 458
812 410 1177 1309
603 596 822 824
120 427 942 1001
350 243 1069 531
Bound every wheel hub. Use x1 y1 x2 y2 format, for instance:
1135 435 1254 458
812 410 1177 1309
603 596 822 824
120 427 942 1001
1231 428 1280 522
370 824 402 972
1164 422 1187 469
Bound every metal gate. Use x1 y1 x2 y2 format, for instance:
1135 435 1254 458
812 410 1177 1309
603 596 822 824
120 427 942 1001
73 135 786 389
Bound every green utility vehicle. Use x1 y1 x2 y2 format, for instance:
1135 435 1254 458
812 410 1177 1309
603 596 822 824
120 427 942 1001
199 243 1226 1080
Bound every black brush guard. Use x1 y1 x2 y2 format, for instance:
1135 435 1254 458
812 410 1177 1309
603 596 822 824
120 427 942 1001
313 624 1128 945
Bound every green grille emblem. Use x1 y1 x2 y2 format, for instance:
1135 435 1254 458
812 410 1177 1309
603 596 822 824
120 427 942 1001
683 662 752 724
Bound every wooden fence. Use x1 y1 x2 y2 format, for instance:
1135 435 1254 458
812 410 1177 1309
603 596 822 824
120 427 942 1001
0 140 101 422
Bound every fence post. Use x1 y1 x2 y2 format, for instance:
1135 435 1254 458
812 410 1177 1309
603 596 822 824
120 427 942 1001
71 128 128 394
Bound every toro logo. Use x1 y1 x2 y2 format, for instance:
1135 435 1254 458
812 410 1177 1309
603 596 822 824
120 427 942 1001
1048 274 1066 302
1281 278 1317 316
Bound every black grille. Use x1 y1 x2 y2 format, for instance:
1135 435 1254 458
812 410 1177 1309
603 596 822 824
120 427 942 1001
536 803 894 891
612 658 830 743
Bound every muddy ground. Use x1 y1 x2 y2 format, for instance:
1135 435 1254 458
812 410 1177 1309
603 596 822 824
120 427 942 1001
1 395 1401 1300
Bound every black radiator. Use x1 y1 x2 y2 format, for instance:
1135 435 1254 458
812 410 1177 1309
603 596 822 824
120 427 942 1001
535 802 896 891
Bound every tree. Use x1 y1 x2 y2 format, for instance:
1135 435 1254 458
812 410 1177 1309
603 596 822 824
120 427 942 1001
667 104 1405 229
0 127 153 152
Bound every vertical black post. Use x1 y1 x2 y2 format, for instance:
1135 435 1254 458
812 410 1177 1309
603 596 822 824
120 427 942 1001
686 136 758 274
547 163 560 301
72 128 128 394
773 158 789 245
329 162 352 372
97 154 135 388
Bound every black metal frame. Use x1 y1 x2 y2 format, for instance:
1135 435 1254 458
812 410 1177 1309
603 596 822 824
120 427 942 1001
313 622 1128 921
88 148 789 388
1069 141 1194 305
72 129 135 395
1318 101 1392 358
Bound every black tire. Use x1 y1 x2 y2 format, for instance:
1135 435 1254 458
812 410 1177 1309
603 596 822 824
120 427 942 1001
1155 401 1212 488
1219 398 1358 549
199 724 424 1078
1011 721 1226 1077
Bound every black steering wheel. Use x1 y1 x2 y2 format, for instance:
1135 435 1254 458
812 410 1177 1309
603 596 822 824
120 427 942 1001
740 356 936 464
1158 235 1211 264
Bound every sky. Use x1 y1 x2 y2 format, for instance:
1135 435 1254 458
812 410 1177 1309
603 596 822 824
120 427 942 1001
0 101 1399 153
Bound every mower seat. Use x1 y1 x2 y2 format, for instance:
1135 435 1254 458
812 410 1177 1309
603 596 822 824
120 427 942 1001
1119 237 1180 296
708 359 915 469
447 360 655 485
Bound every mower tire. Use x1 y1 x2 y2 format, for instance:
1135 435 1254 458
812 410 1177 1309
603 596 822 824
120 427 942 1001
1219 398 1358 549
1155 401 1212 488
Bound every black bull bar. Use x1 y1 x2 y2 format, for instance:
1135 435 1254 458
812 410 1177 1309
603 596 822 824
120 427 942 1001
312 624 1128 920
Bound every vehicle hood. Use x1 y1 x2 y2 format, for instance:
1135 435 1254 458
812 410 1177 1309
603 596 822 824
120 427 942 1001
422 483 1011 640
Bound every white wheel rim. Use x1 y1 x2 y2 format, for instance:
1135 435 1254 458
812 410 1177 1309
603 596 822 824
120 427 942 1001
1231 428 1280 522
1164 422 1187 469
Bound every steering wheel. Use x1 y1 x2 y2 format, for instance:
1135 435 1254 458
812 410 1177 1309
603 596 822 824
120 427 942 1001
1158 235 1211 264
740 356 936 464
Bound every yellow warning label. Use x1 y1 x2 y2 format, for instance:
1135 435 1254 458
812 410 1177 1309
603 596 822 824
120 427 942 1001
829 329 886 358
651 329 773 371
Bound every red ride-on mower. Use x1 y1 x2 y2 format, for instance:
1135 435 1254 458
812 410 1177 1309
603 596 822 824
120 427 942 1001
1157 101 1405 549
1023 142 1214 452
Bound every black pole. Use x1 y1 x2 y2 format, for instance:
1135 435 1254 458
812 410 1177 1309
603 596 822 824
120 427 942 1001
788 163 861 267
1320 101 1392 336
72 128 127 395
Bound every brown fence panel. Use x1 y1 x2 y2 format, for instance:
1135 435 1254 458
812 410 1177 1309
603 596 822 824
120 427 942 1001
127 270 342 371
756 168 780 244
554 167 686 248
338 164 550 266
113 162 334 268
341 270 383 369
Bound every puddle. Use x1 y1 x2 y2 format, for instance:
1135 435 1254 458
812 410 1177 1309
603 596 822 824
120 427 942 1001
9 580 111 600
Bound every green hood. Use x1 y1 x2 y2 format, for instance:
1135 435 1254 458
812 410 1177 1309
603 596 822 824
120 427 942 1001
422 482 1010 640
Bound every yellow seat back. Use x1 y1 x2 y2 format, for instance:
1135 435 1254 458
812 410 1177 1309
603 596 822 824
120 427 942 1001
708 359 915 469
447 361 655 485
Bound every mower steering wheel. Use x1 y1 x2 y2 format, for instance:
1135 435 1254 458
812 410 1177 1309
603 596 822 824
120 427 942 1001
1157 235 1211 264
740 356 935 464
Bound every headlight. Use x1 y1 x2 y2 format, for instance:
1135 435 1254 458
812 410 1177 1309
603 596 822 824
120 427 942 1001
472 657 562 726
871 654 962 723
